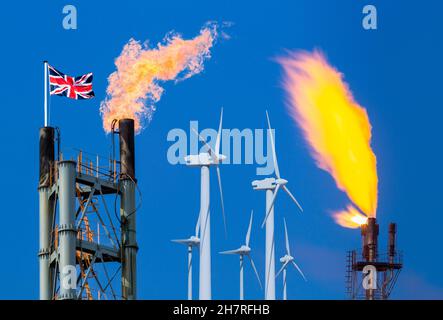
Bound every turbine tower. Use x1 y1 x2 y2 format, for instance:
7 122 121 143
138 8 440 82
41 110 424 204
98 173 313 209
252 111 303 300
220 210 262 300
171 214 200 300
276 218 307 300
185 108 227 300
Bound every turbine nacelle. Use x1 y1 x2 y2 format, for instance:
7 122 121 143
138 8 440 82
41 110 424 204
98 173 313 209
220 245 251 256
171 236 200 247
237 245 251 255
252 177 278 190
185 153 226 167
189 236 201 245
275 178 288 186
279 254 294 264
211 153 226 165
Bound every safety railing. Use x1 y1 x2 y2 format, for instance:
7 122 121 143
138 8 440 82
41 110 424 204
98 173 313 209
350 249 403 265
48 149 120 185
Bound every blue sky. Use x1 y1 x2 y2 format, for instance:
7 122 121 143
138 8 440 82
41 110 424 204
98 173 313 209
0 0 442 299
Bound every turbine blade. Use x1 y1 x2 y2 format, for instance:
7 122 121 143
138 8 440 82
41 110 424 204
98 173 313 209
171 239 191 245
275 261 289 279
215 107 223 155
216 165 228 237
282 185 303 212
245 210 254 247
266 110 280 179
261 184 280 228
283 218 291 256
291 260 307 282
188 251 192 279
219 249 241 255
192 127 218 160
195 212 201 238
199 207 210 250
247 255 263 289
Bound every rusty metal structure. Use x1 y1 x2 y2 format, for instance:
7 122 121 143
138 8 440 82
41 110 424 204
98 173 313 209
346 218 403 300
38 119 138 300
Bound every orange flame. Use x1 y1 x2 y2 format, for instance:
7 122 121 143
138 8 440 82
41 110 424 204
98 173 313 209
277 50 378 227
100 23 218 133
333 205 368 229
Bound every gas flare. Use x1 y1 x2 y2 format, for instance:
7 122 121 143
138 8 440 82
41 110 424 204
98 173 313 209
277 50 378 228
100 23 218 133
333 205 368 229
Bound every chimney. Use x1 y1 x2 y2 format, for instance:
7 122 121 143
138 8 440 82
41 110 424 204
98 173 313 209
38 126 55 299
118 118 138 299
119 118 135 180
361 217 379 262
39 127 55 187
388 223 396 264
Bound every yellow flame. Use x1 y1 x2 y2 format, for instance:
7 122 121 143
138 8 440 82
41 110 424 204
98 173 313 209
277 50 378 226
100 23 218 133
333 205 368 229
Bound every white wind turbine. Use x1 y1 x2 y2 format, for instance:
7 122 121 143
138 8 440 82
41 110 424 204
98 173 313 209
252 111 303 300
276 218 307 300
219 210 262 300
185 108 227 300
171 214 201 300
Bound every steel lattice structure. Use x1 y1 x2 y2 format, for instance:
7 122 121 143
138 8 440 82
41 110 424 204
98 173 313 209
345 219 403 300
38 119 138 300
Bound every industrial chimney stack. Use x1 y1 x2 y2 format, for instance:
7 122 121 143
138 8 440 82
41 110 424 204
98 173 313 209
38 119 139 300
360 217 379 300
38 127 55 300
361 217 379 263
346 218 403 300
119 118 138 300
388 223 396 264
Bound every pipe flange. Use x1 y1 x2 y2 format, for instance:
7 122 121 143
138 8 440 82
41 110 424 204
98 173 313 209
58 223 77 233
38 247 51 257
124 243 139 251
58 292 77 300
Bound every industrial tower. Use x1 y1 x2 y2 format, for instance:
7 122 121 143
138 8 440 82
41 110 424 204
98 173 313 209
346 218 403 300
38 119 138 300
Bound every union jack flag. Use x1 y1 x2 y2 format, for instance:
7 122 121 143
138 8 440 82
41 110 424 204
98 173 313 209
48 64 94 100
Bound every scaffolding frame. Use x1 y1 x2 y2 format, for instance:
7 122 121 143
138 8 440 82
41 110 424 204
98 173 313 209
345 249 403 300
39 120 138 300
46 153 123 300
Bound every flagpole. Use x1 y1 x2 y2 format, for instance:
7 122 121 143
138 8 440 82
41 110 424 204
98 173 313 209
44 60 48 127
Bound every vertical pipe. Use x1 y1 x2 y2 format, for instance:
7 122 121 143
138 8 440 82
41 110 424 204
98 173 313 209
388 223 396 264
38 187 54 299
38 127 55 300
265 189 276 300
119 119 135 179
362 217 379 300
119 119 138 300
199 165 211 300
120 179 137 299
366 218 379 262
188 246 192 300
239 255 244 300
58 161 77 300
39 127 55 188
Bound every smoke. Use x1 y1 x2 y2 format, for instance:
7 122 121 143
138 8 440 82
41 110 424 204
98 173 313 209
100 23 219 133
277 50 378 228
